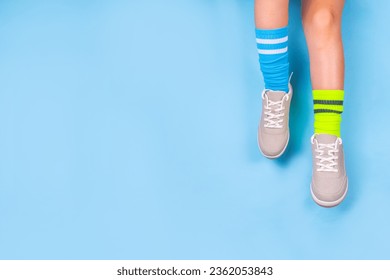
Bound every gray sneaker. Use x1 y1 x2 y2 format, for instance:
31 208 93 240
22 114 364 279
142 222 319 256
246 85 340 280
310 134 348 207
258 84 293 158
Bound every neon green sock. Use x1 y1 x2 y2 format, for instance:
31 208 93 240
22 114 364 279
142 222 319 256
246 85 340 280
313 89 344 137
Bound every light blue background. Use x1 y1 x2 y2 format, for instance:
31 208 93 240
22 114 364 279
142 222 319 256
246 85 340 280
0 0 389 259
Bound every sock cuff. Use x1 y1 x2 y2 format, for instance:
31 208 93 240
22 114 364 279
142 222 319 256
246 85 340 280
313 90 344 137
255 26 288 39
256 26 289 92
313 90 344 101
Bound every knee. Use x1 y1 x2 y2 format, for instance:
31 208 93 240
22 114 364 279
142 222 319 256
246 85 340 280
303 7 340 37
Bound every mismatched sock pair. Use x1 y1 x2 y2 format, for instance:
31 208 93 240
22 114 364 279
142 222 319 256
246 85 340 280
256 26 344 137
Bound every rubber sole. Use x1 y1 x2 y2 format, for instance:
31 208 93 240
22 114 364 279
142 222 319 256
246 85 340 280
310 179 348 208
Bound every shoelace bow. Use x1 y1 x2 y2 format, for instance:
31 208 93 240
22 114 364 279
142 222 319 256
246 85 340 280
314 140 341 172
262 92 288 128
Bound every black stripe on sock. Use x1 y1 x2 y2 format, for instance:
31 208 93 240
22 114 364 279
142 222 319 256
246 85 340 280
313 100 344 105
314 109 343 114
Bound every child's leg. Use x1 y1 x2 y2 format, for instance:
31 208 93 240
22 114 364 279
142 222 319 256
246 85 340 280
255 0 292 158
255 0 290 92
302 0 345 136
255 0 289 29
302 0 348 208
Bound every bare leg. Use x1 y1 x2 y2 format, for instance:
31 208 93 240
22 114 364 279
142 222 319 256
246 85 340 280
255 0 289 29
302 0 345 89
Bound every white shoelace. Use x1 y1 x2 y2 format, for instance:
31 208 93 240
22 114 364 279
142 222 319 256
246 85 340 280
312 137 342 172
262 90 289 128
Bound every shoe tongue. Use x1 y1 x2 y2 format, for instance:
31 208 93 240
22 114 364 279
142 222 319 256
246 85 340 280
315 134 338 144
266 90 286 102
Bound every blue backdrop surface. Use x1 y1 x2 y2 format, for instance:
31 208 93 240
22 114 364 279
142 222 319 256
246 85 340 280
0 0 389 259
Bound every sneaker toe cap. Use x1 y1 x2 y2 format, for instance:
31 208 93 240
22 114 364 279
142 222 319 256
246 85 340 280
311 176 348 205
258 130 289 158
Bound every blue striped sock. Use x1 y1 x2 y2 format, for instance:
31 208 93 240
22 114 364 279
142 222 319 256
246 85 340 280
256 26 289 93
